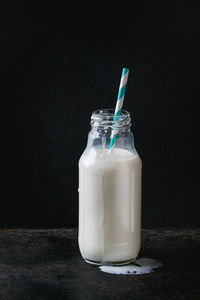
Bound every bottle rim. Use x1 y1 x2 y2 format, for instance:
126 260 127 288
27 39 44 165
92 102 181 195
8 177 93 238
91 109 131 129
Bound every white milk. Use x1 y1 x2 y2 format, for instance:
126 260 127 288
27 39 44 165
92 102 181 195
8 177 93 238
99 258 163 275
78 147 142 265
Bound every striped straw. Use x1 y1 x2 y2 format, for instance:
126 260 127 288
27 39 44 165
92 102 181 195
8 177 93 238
109 68 129 149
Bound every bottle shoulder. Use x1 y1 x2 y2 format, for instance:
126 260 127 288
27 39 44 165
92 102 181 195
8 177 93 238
79 147 142 168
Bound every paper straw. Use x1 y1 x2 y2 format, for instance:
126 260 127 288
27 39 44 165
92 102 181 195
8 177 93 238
109 68 129 149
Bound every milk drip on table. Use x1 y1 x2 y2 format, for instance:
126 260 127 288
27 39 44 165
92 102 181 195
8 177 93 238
78 109 142 265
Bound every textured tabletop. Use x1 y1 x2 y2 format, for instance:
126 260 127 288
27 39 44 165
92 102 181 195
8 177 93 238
0 228 200 299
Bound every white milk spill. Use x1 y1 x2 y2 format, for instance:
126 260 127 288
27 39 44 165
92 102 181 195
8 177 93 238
99 258 163 275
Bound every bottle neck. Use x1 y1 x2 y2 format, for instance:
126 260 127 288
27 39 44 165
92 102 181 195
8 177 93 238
87 109 135 152
90 109 132 133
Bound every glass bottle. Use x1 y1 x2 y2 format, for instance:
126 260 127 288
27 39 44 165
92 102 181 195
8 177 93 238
78 109 142 265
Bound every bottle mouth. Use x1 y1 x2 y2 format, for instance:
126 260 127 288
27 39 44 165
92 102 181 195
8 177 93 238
91 109 131 129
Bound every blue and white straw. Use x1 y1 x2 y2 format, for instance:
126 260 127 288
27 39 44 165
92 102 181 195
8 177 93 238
109 68 129 149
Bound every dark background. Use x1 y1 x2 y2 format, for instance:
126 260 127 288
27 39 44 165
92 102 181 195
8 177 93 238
1 1 200 228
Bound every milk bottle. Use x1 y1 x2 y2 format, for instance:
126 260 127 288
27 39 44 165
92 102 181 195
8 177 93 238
78 109 142 265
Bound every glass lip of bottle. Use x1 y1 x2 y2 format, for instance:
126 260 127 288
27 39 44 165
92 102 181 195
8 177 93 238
91 108 131 130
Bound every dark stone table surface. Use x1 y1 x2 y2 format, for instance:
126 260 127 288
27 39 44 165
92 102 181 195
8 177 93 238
0 228 200 300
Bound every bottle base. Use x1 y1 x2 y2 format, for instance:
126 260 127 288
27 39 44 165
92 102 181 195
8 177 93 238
84 257 137 266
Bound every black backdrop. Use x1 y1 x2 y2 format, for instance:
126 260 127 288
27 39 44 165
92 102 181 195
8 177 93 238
1 1 200 228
